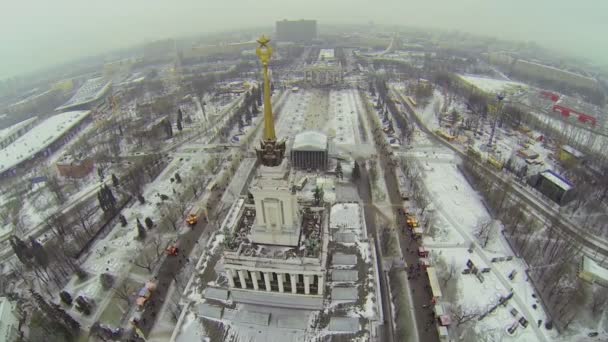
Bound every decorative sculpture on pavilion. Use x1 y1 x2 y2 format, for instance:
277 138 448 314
255 35 286 167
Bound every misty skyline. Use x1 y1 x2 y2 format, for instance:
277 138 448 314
2 0 607 79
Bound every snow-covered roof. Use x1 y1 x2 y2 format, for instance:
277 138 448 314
458 74 527 94
56 77 111 111
328 317 359 332
319 48 335 61
0 110 91 174
330 203 361 230
0 117 37 141
561 145 584 158
540 170 573 191
581 256 608 284
332 253 357 266
292 130 327 151
331 287 358 301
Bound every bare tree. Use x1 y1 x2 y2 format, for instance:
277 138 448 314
442 259 458 288
590 285 608 317
474 218 494 248
161 202 183 231
45 172 66 204
73 201 96 236
114 281 135 306
452 304 480 327
132 252 159 273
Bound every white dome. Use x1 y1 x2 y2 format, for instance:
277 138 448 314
292 131 328 151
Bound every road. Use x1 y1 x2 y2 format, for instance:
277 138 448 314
391 87 608 268
129 188 219 339
373 144 441 342
359 87 440 342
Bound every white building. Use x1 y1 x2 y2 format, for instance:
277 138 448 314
0 297 21 342
304 49 343 86
0 117 38 149
291 131 329 170
222 160 329 309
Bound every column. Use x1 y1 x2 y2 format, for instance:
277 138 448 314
237 270 247 289
277 273 285 293
290 274 298 294
304 274 311 295
226 269 236 288
251 271 259 290
264 272 272 292
317 275 324 295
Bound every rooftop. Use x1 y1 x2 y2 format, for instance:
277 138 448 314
319 49 335 61
0 110 91 174
0 116 37 141
329 203 362 230
225 206 324 259
540 170 573 191
581 256 608 284
561 145 584 158
292 131 328 151
56 77 111 111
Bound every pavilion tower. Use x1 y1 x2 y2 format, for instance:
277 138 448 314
255 36 286 167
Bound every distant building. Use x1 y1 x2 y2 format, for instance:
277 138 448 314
530 170 575 205
55 77 112 112
181 41 257 61
304 49 343 86
0 117 38 149
143 38 176 63
513 59 598 89
487 52 598 90
56 154 94 178
0 297 21 342
558 145 584 166
0 110 92 178
6 88 67 115
579 256 608 287
275 19 317 42
291 131 329 171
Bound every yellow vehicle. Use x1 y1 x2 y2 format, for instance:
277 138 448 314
186 214 198 226
435 130 455 142
406 214 419 229
486 156 504 171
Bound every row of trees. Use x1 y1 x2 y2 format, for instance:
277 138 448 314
218 86 261 142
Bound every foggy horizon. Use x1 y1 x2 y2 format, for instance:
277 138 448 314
2 0 608 79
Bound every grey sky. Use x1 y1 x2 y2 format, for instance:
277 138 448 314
1 0 607 79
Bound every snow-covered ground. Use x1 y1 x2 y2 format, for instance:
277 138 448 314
60 143 214 327
398 99 558 341
329 89 362 145
421 160 556 341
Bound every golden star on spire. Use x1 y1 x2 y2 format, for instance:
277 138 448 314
257 35 271 47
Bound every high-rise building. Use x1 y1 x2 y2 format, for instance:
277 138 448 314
275 19 317 42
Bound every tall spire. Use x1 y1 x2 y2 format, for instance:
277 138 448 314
256 35 277 142
255 35 286 167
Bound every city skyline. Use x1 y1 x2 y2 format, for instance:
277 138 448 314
2 0 608 79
